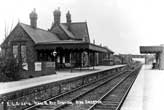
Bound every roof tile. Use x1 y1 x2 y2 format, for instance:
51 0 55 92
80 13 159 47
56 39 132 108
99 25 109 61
20 23 60 44
61 22 90 42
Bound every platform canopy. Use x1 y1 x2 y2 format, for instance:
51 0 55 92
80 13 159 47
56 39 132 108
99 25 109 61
35 40 113 53
140 46 163 53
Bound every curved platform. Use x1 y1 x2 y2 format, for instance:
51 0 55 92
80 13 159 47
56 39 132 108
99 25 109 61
121 64 164 110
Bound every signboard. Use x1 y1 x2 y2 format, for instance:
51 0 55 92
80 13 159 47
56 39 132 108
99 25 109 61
35 62 42 71
22 63 28 70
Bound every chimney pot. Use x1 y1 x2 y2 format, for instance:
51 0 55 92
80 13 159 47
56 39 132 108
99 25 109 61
29 8 38 28
53 8 61 25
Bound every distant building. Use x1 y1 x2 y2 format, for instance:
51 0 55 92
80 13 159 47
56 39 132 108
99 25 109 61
140 44 164 69
1 9 113 77
119 54 133 64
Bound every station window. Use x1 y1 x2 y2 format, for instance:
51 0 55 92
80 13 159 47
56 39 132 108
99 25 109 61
13 45 18 58
21 45 27 63
1 49 6 56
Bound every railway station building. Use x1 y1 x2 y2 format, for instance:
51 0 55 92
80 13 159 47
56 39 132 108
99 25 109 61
1 9 114 77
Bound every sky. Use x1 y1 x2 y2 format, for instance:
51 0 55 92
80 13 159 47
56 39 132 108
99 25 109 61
0 0 164 54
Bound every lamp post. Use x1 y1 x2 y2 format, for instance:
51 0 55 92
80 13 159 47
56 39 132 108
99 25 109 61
53 50 57 70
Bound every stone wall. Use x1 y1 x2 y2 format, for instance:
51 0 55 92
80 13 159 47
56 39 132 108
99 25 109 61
0 66 126 110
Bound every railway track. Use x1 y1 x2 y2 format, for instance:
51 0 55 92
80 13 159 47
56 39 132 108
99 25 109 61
23 64 141 110
88 66 141 110
55 66 141 110
23 67 129 110
49 70 130 110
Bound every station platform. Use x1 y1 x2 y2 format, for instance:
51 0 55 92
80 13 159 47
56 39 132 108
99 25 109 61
0 65 125 95
121 64 164 110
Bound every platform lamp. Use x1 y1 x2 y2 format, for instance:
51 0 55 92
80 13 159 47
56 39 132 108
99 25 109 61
53 50 57 57
53 50 57 69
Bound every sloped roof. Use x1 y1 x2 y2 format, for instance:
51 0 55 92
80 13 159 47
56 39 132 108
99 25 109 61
103 46 114 54
20 23 60 44
61 22 90 42
59 24 76 39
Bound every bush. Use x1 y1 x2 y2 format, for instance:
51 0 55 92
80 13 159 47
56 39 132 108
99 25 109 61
0 55 21 81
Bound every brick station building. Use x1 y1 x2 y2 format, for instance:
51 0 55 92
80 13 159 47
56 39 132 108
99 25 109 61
1 9 113 77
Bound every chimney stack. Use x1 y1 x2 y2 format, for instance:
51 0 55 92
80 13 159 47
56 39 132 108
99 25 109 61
53 8 61 25
66 10 71 23
29 8 38 28
66 10 71 30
